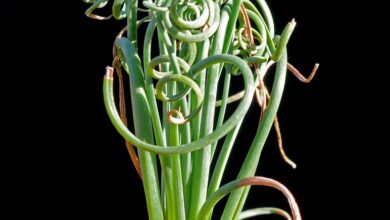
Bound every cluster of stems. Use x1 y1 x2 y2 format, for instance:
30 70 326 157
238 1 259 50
84 0 318 219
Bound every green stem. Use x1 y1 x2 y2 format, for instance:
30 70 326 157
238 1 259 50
221 51 288 220
210 72 232 159
156 24 176 220
188 40 209 219
143 17 175 219
156 16 186 219
188 2 242 219
208 119 243 196
190 40 209 141
115 38 163 220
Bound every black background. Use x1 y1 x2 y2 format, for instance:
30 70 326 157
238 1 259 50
3 0 378 219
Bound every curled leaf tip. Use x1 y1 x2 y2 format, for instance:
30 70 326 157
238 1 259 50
142 1 168 12
314 63 320 72
167 109 187 125
105 66 114 79
289 161 297 169
239 207 292 220
274 116 297 169
308 63 320 82
287 62 319 83
88 14 112 21
291 18 296 24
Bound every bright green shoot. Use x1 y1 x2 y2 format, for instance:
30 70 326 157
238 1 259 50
84 0 318 219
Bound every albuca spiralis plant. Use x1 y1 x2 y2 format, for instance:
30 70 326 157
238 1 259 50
83 0 318 219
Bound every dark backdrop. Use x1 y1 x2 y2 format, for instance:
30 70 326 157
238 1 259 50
4 0 374 219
